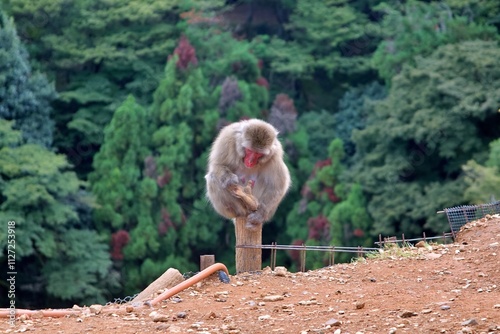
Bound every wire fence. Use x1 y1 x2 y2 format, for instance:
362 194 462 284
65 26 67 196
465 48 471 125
441 200 500 238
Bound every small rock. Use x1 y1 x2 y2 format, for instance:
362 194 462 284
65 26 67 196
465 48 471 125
89 304 103 315
493 304 500 309
215 291 229 296
415 241 426 248
355 301 365 309
152 314 170 323
177 311 187 319
325 318 342 326
298 300 318 305
263 295 284 302
389 328 397 334
274 266 288 277
425 253 442 260
461 319 478 326
440 305 451 310
155 324 171 331
400 310 417 318
206 311 217 319
258 314 271 321
334 329 341 334
125 305 134 313
421 309 432 314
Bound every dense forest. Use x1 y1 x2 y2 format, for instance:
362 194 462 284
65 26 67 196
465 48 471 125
0 0 499 307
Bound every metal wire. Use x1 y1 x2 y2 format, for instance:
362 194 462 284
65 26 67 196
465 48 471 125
236 244 379 253
441 200 500 237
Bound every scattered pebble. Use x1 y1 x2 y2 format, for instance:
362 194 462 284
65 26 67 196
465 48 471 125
400 310 417 318
325 318 342 326
263 295 284 302
461 319 478 326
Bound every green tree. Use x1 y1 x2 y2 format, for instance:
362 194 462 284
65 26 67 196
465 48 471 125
0 120 112 306
0 13 55 147
352 40 500 237
463 138 500 203
372 1 497 82
286 139 370 268
4 0 188 176
90 95 166 293
334 82 386 158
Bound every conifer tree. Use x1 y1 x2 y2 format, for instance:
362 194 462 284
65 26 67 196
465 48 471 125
0 13 55 147
0 120 112 306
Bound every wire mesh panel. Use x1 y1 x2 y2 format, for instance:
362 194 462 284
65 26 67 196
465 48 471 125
444 201 500 236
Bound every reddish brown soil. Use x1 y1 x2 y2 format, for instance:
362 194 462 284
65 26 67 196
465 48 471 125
2 216 500 334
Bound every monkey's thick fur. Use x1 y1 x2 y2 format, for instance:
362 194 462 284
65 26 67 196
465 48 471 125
205 119 291 229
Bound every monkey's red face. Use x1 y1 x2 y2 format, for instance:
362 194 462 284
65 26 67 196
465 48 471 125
244 148 264 168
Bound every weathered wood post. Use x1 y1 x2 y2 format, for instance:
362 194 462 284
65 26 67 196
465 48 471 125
234 217 262 273
200 255 215 271
228 181 261 274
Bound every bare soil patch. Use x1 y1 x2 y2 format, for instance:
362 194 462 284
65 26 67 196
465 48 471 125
2 215 500 334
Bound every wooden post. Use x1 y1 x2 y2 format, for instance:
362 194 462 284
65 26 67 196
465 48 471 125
235 218 262 274
200 255 215 271
131 268 184 303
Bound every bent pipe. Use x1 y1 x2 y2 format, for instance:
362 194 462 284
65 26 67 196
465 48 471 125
149 262 229 306
0 263 230 319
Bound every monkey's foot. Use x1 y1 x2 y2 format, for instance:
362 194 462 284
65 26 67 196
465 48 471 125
245 220 263 231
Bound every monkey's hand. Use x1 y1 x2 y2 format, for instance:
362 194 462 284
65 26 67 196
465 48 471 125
220 172 240 189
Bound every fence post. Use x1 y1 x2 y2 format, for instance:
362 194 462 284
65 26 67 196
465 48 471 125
235 218 262 273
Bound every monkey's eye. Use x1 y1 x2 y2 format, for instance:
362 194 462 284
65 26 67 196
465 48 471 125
244 148 264 168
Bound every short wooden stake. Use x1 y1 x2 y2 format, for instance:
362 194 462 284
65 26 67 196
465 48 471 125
200 255 215 271
131 268 184 303
235 217 262 274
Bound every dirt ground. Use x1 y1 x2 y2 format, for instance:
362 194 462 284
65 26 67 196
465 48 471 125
2 215 500 334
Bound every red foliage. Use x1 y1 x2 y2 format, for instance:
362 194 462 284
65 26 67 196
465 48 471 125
323 187 340 203
256 77 269 89
156 169 172 188
158 208 175 236
314 158 332 169
307 215 330 241
111 230 130 260
353 228 365 238
170 35 198 70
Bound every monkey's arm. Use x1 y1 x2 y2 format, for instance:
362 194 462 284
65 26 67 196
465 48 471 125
246 161 291 229
208 165 239 189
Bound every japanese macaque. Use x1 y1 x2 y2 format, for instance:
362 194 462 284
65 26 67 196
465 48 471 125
205 119 291 229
